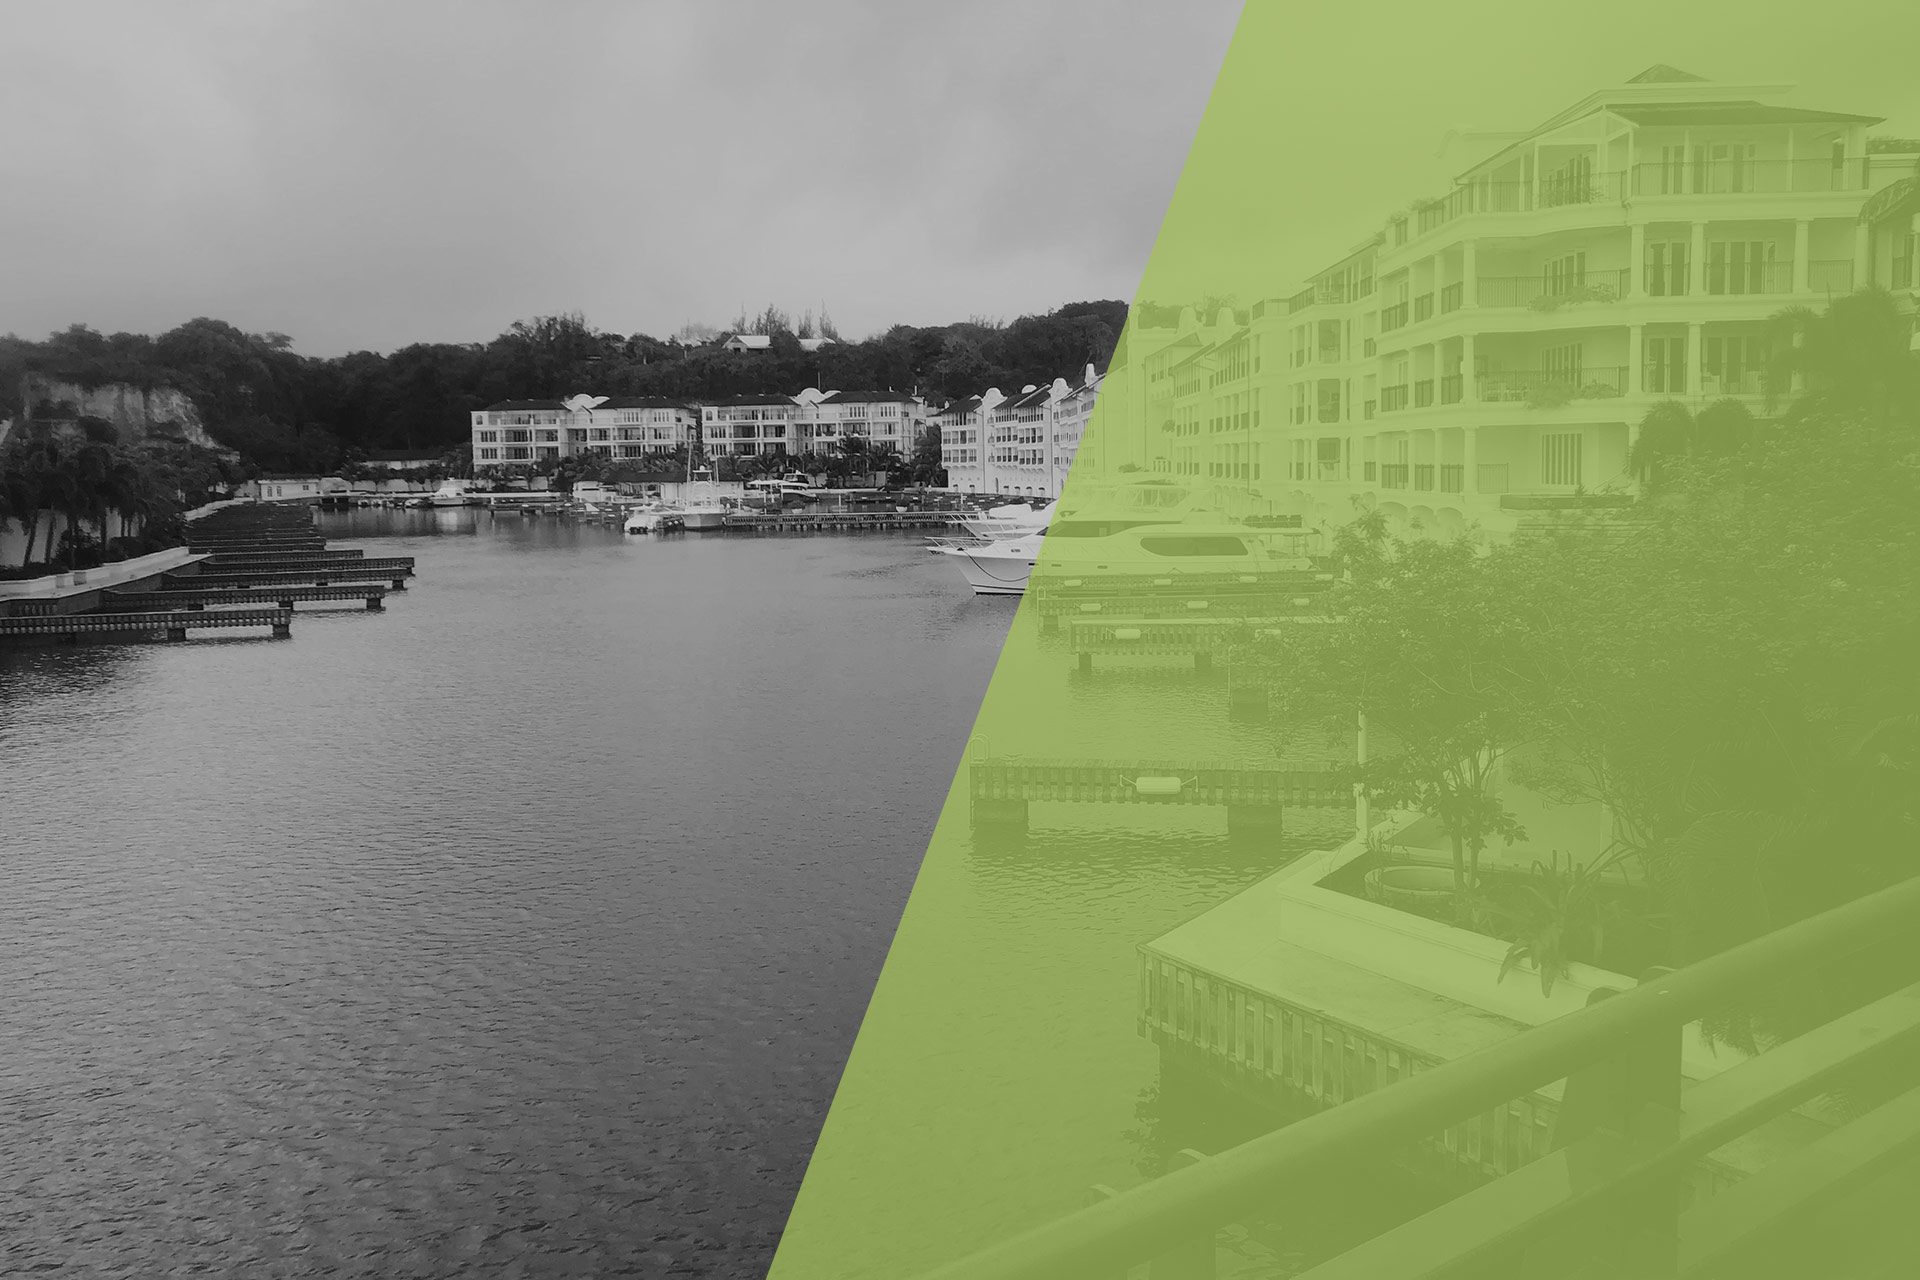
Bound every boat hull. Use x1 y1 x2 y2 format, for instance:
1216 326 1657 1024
934 546 1035 595
681 508 727 530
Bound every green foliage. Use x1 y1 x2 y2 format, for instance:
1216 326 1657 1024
1487 855 1623 996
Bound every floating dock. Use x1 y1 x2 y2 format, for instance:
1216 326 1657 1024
0 607 293 642
967 755 1346 836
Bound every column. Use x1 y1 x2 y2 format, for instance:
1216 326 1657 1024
1688 223 1706 297
1461 240 1478 308
1629 223 1645 296
1462 425 1478 496
1629 325 1644 396
1792 220 1811 293
1461 333 1477 402
1686 322 1703 394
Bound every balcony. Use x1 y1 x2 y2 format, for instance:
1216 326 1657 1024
1318 345 1343 364
1412 463 1435 492
1809 260 1855 293
1380 384 1410 412
1628 157 1868 197
1413 379 1435 408
1363 337 1378 356
1439 373 1463 405
1439 282 1463 313
1479 367 1629 405
1894 256 1914 290
1363 399 1377 420
1379 463 1409 489
1477 269 1630 309
1363 461 1377 481
1380 302 1410 332
1413 293 1435 322
1413 171 1627 235
1439 463 1464 493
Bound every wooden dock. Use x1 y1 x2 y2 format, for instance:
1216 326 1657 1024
967 755 1346 835
723 511 964 533
106 585 388 611
0 607 293 642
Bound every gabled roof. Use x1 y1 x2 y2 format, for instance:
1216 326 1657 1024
482 399 567 411
1627 64 1708 83
594 396 694 410
722 333 773 349
821 390 921 404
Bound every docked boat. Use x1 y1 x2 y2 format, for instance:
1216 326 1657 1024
428 481 472 507
961 499 1055 542
931 520 1314 596
622 503 681 534
680 467 729 531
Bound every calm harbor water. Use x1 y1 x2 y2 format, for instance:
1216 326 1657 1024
0 509 1333 1278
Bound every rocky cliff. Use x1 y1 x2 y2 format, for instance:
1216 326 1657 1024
14 373 228 452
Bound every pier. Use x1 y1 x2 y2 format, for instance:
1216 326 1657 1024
967 755 1346 836
106 584 389 611
0 607 293 642
722 510 964 533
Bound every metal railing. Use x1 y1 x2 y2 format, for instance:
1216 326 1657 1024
1479 367 1629 403
1439 282 1463 313
1439 463 1464 493
1439 374 1464 405
1380 302 1410 332
911 874 1920 1280
1477 270 1630 308
1378 463 1409 489
1412 463 1435 491
1379 384 1409 412
1412 379 1434 408
1413 293 1435 322
1629 157 1869 197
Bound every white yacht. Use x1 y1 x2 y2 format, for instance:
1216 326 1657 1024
932 520 1314 596
680 467 729 531
428 481 472 507
622 502 679 534
960 499 1054 542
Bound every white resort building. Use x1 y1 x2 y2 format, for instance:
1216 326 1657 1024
1103 66 1920 537
937 363 1104 497
471 395 701 467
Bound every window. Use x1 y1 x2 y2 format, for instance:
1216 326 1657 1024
1139 535 1249 558
1544 343 1583 386
1702 334 1767 393
1544 251 1587 295
1646 241 1689 296
1541 433 1583 487
1645 335 1688 393
1707 240 1777 295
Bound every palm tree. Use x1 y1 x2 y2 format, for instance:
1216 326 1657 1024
1765 288 1920 422
1629 400 1694 492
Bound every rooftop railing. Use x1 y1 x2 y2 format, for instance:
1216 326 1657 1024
911 873 1920 1280
1629 157 1869 197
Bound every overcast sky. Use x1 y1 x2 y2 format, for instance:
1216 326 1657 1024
3 0 1915 357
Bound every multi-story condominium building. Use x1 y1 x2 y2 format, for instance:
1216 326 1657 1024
1119 66 1920 537
934 365 1105 498
471 395 699 467
700 389 927 458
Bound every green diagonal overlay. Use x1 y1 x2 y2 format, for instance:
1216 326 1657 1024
767 4 1920 1278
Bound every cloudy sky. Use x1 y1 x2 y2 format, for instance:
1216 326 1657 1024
3 0 1914 356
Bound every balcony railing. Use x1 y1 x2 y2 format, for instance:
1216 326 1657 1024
1439 463 1464 493
1363 338 1378 357
1629 156 1869 196
1413 379 1435 408
1439 282 1463 313
1477 269 1630 309
1378 463 1409 489
1809 260 1855 293
1380 302 1410 332
1439 373 1463 405
1479 367 1629 404
1412 463 1435 491
1362 461 1376 481
1318 346 1343 364
1363 400 1376 421
1412 171 1627 235
1476 462 1510 494
1413 293 1435 322
1379 384 1409 412
1699 369 1768 396
913 875 1920 1280
1894 256 1914 290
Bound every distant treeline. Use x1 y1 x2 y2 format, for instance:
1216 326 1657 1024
0 301 1130 474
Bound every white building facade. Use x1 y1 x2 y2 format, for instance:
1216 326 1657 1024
1113 67 1920 537
471 395 700 468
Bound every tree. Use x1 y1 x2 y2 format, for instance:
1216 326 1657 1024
1252 520 1528 893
